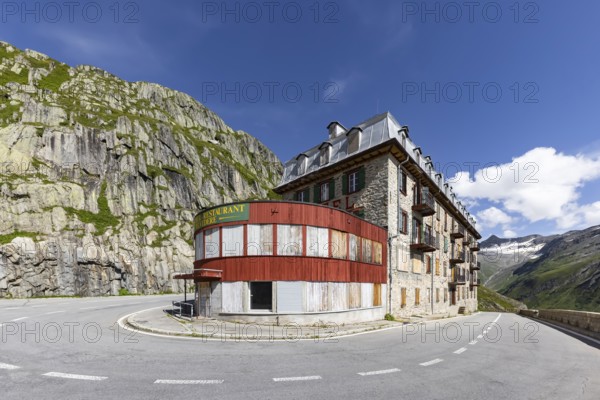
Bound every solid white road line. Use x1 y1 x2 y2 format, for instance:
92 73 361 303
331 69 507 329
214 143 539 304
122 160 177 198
10 317 28 322
477 334 483 339
273 375 322 382
44 311 66 315
453 347 467 354
31 305 47 308
469 340 478 345
43 372 108 381
420 359 443 366
0 363 21 370
357 368 401 376
4 307 21 310
154 379 224 385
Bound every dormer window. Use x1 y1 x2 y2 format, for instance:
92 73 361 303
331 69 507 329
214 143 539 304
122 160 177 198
347 127 362 154
296 153 308 175
319 142 332 166
413 147 422 166
327 121 347 139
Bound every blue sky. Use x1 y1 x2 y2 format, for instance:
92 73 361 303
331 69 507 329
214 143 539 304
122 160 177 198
3 0 600 239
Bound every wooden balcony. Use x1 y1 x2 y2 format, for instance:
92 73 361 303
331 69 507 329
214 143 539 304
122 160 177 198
470 278 481 287
412 189 436 216
410 227 437 252
449 249 464 264
449 275 467 286
470 261 481 271
470 241 480 251
450 225 465 239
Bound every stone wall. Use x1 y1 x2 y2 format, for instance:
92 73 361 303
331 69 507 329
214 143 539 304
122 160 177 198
519 309 600 341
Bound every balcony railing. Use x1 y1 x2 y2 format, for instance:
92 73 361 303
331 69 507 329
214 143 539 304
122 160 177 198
470 241 480 251
449 247 464 264
470 261 481 271
450 224 465 239
410 226 437 252
470 278 481 286
449 274 467 286
412 188 436 216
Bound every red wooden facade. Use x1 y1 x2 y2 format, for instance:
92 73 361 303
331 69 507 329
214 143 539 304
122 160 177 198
192 201 388 284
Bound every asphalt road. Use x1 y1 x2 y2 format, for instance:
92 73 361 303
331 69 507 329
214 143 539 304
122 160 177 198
1 295 599 399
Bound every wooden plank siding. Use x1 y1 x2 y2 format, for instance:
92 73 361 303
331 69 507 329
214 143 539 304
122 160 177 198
193 201 388 284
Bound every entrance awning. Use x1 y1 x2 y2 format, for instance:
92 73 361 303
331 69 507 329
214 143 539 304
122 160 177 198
173 269 222 282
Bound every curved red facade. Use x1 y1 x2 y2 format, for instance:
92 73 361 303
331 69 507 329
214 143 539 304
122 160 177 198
193 201 388 284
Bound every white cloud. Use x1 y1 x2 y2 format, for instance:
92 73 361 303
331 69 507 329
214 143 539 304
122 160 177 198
476 207 514 230
451 147 600 230
503 229 517 238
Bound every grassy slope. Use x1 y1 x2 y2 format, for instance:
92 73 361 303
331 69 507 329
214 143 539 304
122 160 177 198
478 285 526 312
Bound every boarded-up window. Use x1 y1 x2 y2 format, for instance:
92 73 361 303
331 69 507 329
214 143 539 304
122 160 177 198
222 282 243 313
277 224 303 256
195 232 204 260
349 234 359 261
415 288 421 305
397 243 409 271
222 225 243 257
306 226 328 257
362 238 372 263
330 230 347 259
330 283 348 311
277 282 303 312
426 255 432 274
247 224 273 255
204 228 220 258
436 288 440 303
401 287 407 308
412 254 422 274
444 288 448 302
373 283 382 306
435 257 440 275
361 283 373 308
373 242 383 265
348 283 361 309
306 282 328 312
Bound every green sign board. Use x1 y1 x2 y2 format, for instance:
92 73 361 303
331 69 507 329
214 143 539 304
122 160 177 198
194 203 250 230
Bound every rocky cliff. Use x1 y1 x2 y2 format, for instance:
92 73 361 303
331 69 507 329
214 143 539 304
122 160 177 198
0 42 282 297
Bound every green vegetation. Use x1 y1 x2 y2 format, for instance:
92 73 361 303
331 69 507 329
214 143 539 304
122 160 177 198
0 231 38 245
146 165 164 179
39 64 71 92
384 313 396 321
65 181 119 235
0 102 21 123
477 285 524 312
0 68 28 86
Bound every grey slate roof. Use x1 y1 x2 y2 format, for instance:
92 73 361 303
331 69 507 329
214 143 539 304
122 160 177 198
276 112 478 229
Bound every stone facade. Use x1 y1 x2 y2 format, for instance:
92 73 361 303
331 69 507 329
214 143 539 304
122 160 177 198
277 113 480 318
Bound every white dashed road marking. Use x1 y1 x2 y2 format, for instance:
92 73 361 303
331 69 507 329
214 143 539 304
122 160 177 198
154 379 224 385
469 340 478 345
10 317 28 322
454 347 467 354
44 311 66 315
43 372 108 381
273 375 322 382
0 363 21 370
477 335 483 339
4 307 21 310
358 368 401 376
420 359 443 366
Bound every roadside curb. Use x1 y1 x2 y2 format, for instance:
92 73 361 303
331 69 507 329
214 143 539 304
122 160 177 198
121 308 485 342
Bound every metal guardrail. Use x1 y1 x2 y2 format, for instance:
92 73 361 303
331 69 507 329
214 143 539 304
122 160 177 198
172 301 195 319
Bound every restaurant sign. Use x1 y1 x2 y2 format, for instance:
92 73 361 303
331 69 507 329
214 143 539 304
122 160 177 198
195 203 249 230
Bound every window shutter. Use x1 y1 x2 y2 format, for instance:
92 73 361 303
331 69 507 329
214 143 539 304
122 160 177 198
328 179 335 200
342 173 348 195
313 184 321 203
294 191 300 201
358 167 366 190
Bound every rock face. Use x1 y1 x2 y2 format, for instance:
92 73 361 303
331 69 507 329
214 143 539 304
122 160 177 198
0 42 282 297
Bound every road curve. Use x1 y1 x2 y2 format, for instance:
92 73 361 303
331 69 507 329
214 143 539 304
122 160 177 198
1 295 599 399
